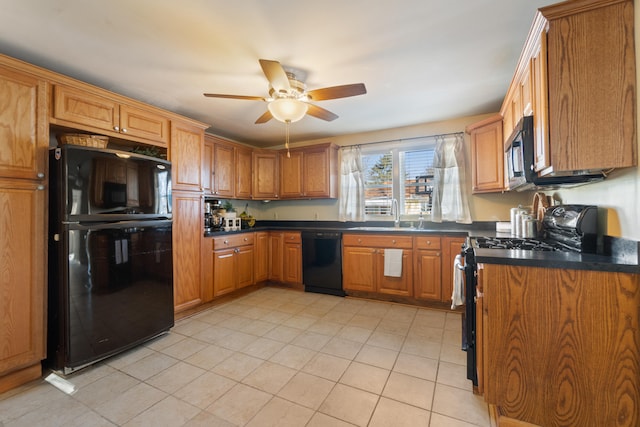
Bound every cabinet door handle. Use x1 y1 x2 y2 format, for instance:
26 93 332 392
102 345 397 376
37 172 45 179
36 185 45 191
121 128 128 133
234 248 240 253
113 126 120 132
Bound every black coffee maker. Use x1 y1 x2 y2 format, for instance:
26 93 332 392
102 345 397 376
204 199 221 232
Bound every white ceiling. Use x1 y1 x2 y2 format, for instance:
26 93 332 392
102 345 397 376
0 0 556 148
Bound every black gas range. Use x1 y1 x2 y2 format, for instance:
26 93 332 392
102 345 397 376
459 205 598 387
473 204 598 254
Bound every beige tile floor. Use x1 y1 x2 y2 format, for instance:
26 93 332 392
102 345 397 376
0 287 490 427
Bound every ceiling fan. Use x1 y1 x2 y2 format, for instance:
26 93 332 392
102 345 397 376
204 59 367 124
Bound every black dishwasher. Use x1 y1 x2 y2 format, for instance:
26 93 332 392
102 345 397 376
301 231 344 296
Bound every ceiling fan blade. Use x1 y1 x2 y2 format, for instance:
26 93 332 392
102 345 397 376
203 93 265 101
307 83 367 101
259 59 291 94
306 104 339 121
255 110 273 124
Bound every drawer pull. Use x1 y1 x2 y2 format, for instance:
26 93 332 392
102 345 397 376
392 240 396 244
224 240 229 245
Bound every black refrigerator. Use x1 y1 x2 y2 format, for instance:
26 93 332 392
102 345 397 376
47 145 174 374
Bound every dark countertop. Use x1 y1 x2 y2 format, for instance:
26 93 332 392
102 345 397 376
474 247 640 274
202 220 640 274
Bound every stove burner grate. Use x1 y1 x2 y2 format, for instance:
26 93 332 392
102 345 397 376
474 237 562 251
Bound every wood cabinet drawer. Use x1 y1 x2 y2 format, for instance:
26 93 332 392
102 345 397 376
212 233 254 250
343 234 413 249
414 236 442 249
283 232 301 244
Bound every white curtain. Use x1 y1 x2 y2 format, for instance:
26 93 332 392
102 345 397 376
431 134 472 224
339 146 365 222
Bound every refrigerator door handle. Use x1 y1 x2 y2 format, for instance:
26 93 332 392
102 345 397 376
64 219 172 231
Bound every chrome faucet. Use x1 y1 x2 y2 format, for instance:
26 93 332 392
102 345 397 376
418 211 424 229
391 198 400 228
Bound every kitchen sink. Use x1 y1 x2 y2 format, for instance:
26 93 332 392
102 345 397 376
347 226 420 232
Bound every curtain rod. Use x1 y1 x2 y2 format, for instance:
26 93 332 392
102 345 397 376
340 131 464 149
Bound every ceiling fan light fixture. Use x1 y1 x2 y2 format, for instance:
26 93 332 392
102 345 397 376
268 98 308 123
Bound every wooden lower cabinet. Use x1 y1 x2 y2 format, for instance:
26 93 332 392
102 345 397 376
172 191 203 312
269 232 284 282
210 233 255 297
254 231 269 283
342 246 377 292
342 234 413 296
343 233 464 303
376 250 413 297
267 231 302 285
282 232 302 285
482 263 640 426
414 236 442 300
440 237 466 304
0 179 46 394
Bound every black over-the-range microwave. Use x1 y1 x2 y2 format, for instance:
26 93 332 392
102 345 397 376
505 116 606 191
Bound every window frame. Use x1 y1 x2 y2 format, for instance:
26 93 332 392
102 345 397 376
361 139 436 222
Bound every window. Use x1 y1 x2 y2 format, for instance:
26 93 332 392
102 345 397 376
362 141 435 219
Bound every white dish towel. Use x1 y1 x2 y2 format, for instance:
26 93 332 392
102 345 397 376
383 249 403 277
451 254 465 309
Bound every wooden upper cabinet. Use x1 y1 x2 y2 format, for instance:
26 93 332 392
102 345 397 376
52 85 117 131
202 137 214 194
279 150 304 198
212 139 235 197
303 144 338 198
119 104 170 145
503 0 637 175
170 120 204 192
542 0 636 173
235 146 253 199
52 84 169 146
467 114 505 193
279 143 338 199
531 27 550 172
0 66 48 180
253 150 279 200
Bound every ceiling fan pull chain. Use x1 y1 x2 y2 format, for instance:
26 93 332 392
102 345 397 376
285 120 291 158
